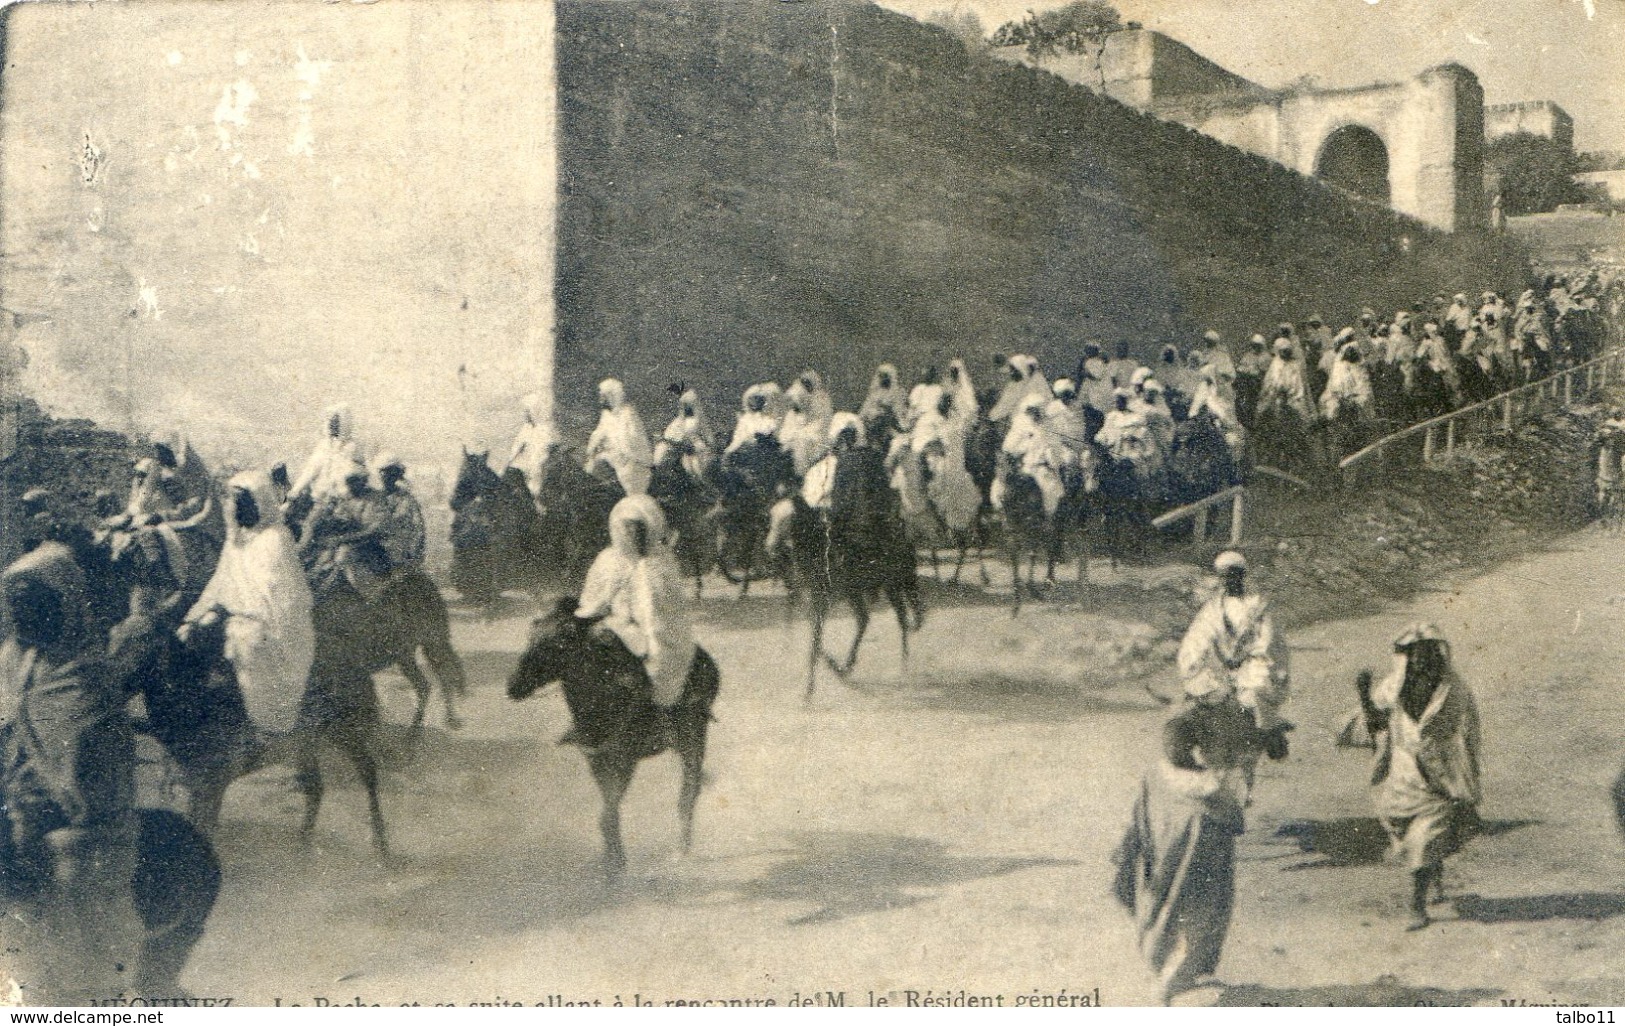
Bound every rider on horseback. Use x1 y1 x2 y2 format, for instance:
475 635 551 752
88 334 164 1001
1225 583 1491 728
572 496 696 749
301 461 393 602
183 472 315 737
0 543 152 1002
372 452 427 581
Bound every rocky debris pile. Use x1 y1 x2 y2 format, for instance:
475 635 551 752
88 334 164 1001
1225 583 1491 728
1082 397 1604 693
1245 403 1600 630
0 398 133 566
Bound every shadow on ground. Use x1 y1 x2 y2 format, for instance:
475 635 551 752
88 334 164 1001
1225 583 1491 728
1219 975 1501 1006
1453 892 1625 924
843 672 1160 724
1272 818 1538 870
736 831 1072 927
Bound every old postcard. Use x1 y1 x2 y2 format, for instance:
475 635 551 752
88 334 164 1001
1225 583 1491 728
0 0 1621 1009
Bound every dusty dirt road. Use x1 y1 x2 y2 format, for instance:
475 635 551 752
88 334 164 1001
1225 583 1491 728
182 532 1625 1008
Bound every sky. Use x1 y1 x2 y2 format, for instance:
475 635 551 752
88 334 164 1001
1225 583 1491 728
879 0 1625 151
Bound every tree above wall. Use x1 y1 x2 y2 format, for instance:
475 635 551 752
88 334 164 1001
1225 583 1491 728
1486 132 1584 215
989 0 1124 58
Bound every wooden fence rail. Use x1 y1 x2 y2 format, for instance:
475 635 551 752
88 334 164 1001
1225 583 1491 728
1152 485 1245 547
1339 347 1625 474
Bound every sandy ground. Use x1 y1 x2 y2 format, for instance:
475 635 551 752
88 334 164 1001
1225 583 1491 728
178 533 1625 1008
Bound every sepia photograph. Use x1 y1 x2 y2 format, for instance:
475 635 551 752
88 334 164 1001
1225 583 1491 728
0 0 1621 1008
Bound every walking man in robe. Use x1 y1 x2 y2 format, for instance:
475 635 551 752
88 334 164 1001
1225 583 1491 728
0 543 153 1002
1176 551 1291 802
1112 683 1282 1004
1356 624 1483 931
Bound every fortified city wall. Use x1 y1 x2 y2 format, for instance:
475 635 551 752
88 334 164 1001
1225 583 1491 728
552 0 1528 431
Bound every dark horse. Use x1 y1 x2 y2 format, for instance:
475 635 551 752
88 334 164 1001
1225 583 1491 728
714 438 796 594
647 447 719 597
449 450 550 604
111 517 467 739
506 598 720 878
535 445 622 593
134 565 464 856
996 460 1062 615
776 491 922 699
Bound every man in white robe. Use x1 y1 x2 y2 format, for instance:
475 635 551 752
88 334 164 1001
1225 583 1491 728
575 495 696 713
1359 624 1482 930
779 372 834 476
505 393 555 497
1177 551 1291 803
584 378 653 496
656 388 717 481
290 405 366 503
182 472 315 736
725 385 782 457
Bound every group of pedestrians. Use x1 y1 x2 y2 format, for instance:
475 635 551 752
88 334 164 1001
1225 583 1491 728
1114 553 1484 1004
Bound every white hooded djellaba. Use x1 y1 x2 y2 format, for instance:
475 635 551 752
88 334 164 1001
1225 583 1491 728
290 405 366 503
575 495 696 707
186 471 315 735
584 379 653 496
506 392 556 497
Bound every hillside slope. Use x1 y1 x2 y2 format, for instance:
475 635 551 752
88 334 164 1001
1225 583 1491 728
554 0 1529 425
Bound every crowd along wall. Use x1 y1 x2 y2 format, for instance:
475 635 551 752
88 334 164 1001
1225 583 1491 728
551 0 1527 431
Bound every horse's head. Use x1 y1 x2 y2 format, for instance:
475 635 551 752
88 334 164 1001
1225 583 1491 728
507 595 586 701
451 449 498 509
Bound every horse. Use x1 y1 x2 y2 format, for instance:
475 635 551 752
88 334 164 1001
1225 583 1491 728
1167 414 1239 506
995 461 1059 615
776 490 922 698
137 578 409 858
449 449 550 604
506 597 720 878
714 438 796 594
890 436 990 587
534 444 622 594
110 517 466 739
647 445 720 597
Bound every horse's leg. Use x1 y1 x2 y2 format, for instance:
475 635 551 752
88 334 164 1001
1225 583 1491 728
931 545 941 581
335 722 389 857
806 595 827 701
676 729 707 854
398 655 434 739
295 734 324 844
415 637 467 731
588 752 634 879
1009 545 1023 617
132 811 222 997
836 593 869 676
890 587 911 671
1045 523 1059 585
185 760 233 836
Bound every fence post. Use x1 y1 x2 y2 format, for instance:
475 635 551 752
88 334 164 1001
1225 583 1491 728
1230 490 1245 545
1193 506 1209 545
1423 424 1435 462
1445 418 1455 458
1565 371 1574 407
1502 395 1514 433
1590 365 1597 392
